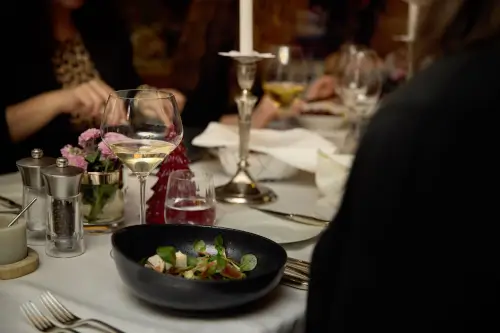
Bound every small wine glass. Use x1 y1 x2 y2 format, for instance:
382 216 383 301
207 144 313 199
165 170 216 226
101 89 183 225
338 48 383 143
263 45 309 114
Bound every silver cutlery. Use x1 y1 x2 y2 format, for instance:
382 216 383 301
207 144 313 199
282 258 310 290
287 257 310 268
251 207 329 227
286 261 309 277
286 258 310 275
285 267 308 281
20 301 80 333
282 272 309 290
40 291 125 333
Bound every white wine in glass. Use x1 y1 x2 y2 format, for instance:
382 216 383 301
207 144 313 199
101 89 183 225
109 140 177 176
262 82 306 109
263 45 308 113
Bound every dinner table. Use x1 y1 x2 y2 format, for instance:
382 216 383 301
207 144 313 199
0 158 329 333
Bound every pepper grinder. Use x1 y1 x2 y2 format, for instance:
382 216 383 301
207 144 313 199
16 148 56 245
41 157 85 258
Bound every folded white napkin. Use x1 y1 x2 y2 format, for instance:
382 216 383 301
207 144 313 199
192 122 337 173
314 149 354 220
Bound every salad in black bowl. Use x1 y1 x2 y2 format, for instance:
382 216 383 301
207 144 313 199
111 224 287 311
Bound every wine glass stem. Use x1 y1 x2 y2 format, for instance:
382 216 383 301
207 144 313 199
138 175 148 225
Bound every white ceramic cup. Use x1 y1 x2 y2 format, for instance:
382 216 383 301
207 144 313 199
0 216 28 265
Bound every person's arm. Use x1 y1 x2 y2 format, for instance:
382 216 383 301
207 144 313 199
219 95 301 128
5 91 64 143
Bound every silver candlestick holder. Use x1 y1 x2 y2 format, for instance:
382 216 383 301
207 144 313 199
215 51 277 205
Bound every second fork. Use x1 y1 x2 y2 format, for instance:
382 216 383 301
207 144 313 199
40 291 125 333
20 301 79 333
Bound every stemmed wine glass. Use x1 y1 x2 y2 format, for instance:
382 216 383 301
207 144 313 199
101 89 183 225
263 45 309 114
338 47 383 144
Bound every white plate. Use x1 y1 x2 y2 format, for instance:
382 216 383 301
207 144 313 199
217 209 324 244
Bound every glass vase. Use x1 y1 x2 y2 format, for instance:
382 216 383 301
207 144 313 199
81 169 124 233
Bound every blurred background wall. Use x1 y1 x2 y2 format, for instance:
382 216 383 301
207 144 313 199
121 0 408 86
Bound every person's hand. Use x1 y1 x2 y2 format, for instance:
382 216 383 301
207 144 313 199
57 79 114 121
252 95 304 128
134 90 176 127
305 75 337 101
163 88 186 111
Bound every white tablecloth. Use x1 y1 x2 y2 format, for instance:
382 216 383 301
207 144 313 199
0 160 323 333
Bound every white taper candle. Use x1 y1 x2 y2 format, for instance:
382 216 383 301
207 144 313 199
239 0 253 54
407 2 419 40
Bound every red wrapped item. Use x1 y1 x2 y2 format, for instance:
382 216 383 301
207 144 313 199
146 140 191 225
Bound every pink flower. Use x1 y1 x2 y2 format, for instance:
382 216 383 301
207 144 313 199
104 132 129 144
60 145 73 159
97 132 129 159
67 154 88 170
61 145 83 157
78 128 101 148
98 141 114 159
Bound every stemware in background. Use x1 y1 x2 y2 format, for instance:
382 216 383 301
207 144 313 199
338 47 383 143
165 170 216 225
101 89 183 225
263 45 309 114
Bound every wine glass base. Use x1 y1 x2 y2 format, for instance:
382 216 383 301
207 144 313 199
215 182 278 205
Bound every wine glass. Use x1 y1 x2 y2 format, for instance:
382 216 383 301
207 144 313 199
165 170 216 225
338 48 383 143
263 45 309 114
101 89 183 225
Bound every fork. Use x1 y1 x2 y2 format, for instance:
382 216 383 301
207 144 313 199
40 292 125 333
20 301 80 333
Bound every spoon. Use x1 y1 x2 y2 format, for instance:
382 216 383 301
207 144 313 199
7 198 37 228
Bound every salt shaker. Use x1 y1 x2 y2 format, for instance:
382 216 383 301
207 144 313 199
41 157 85 258
16 148 56 244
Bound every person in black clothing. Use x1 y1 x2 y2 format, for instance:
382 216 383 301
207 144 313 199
0 0 183 174
306 0 500 332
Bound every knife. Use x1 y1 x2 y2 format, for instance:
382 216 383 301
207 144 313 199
0 195 22 210
251 207 329 227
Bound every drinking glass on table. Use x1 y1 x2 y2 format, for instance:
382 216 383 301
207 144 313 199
101 89 183 225
338 48 383 144
263 45 308 114
165 170 216 226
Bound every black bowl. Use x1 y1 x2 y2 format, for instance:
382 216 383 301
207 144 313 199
111 224 287 311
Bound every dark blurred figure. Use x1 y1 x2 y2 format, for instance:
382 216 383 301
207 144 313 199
305 0 386 102
306 0 500 332
311 0 385 55
0 0 182 174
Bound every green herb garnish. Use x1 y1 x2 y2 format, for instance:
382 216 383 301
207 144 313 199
187 256 198 267
193 240 206 253
143 236 258 280
239 254 258 272
157 246 176 265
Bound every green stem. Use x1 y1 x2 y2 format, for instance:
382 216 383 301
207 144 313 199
87 187 104 222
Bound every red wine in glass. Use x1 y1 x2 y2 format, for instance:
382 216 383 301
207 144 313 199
165 198 216 225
